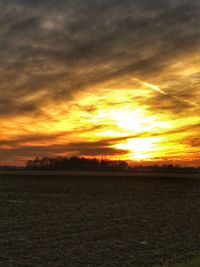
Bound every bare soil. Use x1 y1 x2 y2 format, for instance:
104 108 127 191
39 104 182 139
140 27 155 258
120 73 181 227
0 173 200 266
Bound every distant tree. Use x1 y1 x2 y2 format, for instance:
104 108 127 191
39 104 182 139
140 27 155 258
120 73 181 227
26 156 130 172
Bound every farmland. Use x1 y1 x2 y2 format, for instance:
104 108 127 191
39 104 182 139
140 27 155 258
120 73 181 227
0 171 200 266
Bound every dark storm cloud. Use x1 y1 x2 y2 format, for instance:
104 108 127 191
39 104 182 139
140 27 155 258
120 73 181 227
0 124 106 149
0 0 200 116
0 132 66 148
0 140 128 161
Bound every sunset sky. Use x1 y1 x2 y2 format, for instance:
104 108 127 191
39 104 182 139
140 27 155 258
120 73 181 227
0 0 200 166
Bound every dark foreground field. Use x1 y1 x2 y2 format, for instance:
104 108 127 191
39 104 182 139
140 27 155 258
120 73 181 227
0 172 200 267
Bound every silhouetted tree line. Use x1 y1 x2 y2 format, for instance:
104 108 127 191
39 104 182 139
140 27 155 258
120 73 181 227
131 164 200 174
26 156 129 172
25 156 200 173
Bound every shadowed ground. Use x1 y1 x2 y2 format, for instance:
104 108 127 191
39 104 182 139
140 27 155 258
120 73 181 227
0 173 200 266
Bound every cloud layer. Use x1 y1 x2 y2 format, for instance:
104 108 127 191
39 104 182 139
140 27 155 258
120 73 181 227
0 0 200 165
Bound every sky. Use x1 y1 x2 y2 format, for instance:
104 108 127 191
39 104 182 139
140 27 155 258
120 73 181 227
0 0 200 166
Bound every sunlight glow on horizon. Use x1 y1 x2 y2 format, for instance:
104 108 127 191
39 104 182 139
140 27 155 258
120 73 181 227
1 75 198 166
